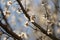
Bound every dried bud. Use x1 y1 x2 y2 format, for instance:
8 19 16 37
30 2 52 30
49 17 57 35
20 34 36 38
16 8 22 14
5 11 10 18
7 1 12 6
47 29 52 34
20 32 28 39
16 10 21 14
30 15 35 22
24 21 29 27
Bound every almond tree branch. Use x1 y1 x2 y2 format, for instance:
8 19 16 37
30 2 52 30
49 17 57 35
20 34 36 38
0 27 11 37
16 0 59 40
0 8 22 40
16 0 30 20
0 22 22 40
0 8 12 31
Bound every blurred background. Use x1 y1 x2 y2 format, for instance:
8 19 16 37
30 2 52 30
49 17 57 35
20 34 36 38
0 0 60 40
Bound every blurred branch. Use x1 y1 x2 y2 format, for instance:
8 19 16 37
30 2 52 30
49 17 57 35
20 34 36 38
0 8 12 31
16 0 30 20
0 27 11 37
0 8 22 40
0 21 22 40
16 0 59 40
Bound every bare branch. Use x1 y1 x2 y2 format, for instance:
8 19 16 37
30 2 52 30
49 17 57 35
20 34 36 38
16 0 60 40
0 22 22 40
0 8 22 40
0 7 12 31
16 0 30 21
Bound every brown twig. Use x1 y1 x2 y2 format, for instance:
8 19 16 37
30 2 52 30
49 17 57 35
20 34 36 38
16 0 30 21
0 22 22 40
16 0 59 40
0 8 22 40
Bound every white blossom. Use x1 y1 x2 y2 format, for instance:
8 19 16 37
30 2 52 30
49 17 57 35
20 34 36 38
7 1 12 6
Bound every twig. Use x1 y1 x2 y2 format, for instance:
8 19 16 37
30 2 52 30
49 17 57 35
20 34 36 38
0 7 12 31
0 22 22 40
16 0 30 21
16 0 59 40
0 8 22 40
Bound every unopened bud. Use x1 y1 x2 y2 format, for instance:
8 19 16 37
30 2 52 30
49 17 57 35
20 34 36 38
24 21 29 27
47 29 52 34
30 15 35 22
7 1 12 6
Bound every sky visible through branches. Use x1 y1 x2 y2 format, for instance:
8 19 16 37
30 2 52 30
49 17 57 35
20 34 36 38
0 0 60 40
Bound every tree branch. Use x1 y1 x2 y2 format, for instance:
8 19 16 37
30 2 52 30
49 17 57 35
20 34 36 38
0 8 22 40
0 7 12 31
16 0 59 40
16 0 30 20
0 22 22 40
